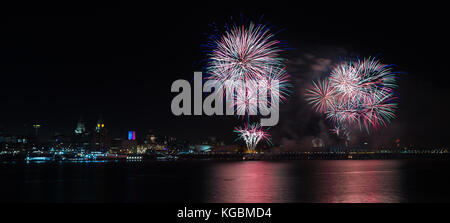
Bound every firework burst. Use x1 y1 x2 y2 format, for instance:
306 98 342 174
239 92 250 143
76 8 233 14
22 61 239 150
204 20 290 116
234 123 271 151
204 19 290 150
206 22 284 82
306 57 398 134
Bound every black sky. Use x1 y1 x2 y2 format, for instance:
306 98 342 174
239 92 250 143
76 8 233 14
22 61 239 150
0 3 448 146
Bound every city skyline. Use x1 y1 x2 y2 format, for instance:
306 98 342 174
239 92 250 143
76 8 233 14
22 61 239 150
1 5 448 148
3 2 450 211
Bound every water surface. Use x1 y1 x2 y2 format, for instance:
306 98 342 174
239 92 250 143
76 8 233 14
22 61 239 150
1 160 449 202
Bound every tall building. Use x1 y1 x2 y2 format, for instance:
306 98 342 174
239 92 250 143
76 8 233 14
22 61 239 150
74 117 86 135
110 138 122 154
73 117 90 151
32 122 41 136
91 116 110 152
146 133 157 144
121 131 137 154
31 122 41 144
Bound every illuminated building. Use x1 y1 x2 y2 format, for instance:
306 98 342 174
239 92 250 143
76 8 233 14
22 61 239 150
128 131 136 141
121 140 137 154
74 117 86 135
312 138 327 152
121 131 137 154
32 123 41 136
193 145 212 153
73 117 90 151
312 138 324 148
143 133 158 147
95 123 104 133
110 138 122 154
91 116 110 152
149 134 156 143
136 144 150 154
151 144 168 153
212 145 240 153
31 122 41 144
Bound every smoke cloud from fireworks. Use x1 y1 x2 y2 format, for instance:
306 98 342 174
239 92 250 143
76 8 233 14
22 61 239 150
272 47 404 151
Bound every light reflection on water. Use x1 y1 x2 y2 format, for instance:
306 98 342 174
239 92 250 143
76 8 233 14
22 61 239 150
206 161 294 203
206 160 403 203
2 159 450 202
310 160 403 203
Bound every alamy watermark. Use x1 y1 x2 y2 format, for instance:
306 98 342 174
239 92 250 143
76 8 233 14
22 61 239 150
170 72 281 127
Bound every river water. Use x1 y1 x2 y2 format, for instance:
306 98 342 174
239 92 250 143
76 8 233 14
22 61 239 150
1 160 449 202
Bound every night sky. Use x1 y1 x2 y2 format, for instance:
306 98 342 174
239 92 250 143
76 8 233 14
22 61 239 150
0 3 448 147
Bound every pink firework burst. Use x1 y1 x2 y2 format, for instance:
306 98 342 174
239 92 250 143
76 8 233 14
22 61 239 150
206 22 284 82
305 57 399 134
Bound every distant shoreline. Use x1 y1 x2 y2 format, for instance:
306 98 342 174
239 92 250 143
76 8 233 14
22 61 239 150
2 152 450 163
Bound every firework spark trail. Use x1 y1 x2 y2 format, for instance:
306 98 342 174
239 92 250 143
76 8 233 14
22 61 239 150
234 123 271 151
305 79 335 113
234 80 259 116
305 57 398 135
232 66 291 116
259 66 291 103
